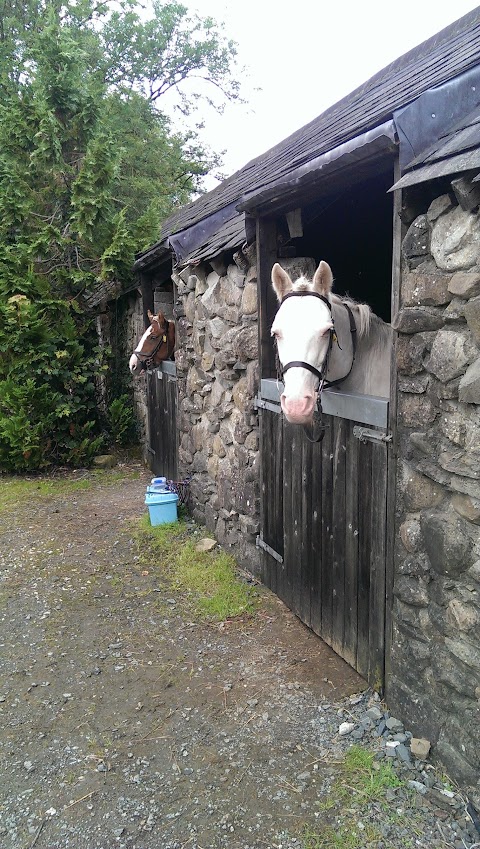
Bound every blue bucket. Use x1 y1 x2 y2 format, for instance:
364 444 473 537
145 490 179 526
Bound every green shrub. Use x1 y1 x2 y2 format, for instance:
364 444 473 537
106 395 137 446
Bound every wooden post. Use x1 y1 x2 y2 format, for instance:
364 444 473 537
140 273 154 329
256 216 279 379
384 156 403 699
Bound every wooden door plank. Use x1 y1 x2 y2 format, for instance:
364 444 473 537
356 439 373 680
260 408 285 593
320 416 334 647
342 420 359 669
299 432 313 628
168 375 178 479
331 419 347 658
309 429 324 637
281 422 298 612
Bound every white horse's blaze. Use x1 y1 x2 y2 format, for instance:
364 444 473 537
129 326 153 374
271 261 392 426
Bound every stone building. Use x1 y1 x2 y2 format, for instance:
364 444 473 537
126 10 480 788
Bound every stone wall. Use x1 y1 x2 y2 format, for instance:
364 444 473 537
172 244 261 573
390 191 480 787
125 293 149 455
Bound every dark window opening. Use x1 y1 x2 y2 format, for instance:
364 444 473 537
281 166 394 323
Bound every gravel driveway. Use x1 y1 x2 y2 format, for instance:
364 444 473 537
0 465 479 849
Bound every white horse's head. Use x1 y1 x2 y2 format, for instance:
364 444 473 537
271 261 334 425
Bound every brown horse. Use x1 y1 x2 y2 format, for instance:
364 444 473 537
129 310 175 375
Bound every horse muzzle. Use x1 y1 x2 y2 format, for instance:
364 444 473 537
129 353 143 375
280 392 316 425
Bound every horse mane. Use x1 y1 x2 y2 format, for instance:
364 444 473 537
290 279 390 340
331 293 372 337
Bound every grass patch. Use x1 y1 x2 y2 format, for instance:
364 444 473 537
303 746 404 849
136 515 257 623
303 822 381 849
0 467 141 514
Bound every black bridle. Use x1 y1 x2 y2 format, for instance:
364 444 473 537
275 290 357 441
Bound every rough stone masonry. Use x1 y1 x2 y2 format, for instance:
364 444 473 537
171 244 261 574
390 190 480 788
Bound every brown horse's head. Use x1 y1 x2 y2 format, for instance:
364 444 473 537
129 310 175 375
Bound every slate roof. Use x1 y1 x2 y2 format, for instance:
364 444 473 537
135 6 480 270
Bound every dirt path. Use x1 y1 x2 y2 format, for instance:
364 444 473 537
0 466 367 849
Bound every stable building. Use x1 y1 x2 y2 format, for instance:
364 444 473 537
127 9 480 788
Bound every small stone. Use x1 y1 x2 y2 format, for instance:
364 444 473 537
24 760 34 772
410 737 431 759
393 733 407 743
385 717 404 732
338 721 355 736
396 744 412 763
408 780 428 795
365 706 383 721
92 454 116 468
195 538 217 552
352 729 365 740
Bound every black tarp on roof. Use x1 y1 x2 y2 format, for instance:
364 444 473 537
391 103 480 190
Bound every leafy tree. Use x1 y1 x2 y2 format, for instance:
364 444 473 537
0 0 241 471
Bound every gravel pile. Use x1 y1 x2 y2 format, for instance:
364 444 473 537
0 467 479 849
323 690 480 849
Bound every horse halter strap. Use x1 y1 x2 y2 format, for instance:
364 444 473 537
278 290 357 389
279 291 335 385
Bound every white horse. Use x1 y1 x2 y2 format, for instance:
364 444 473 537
271 261 393 425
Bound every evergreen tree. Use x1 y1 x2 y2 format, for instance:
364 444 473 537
0 0 241 470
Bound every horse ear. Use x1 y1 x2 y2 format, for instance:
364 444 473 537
312 261 333 296
271 263 293 302
147 309 155 323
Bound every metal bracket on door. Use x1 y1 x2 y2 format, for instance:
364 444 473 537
256 534 284 563
255 397 281 414
353 426 392 444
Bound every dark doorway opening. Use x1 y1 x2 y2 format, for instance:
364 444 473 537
283 166 394 322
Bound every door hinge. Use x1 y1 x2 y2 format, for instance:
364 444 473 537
353 426 392 444
256 534 283 563
255 397 281 414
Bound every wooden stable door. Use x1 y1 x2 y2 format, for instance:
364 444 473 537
258 383 390 691
146 362 178 480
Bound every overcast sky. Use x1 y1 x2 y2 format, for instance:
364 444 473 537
162 0 480 188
